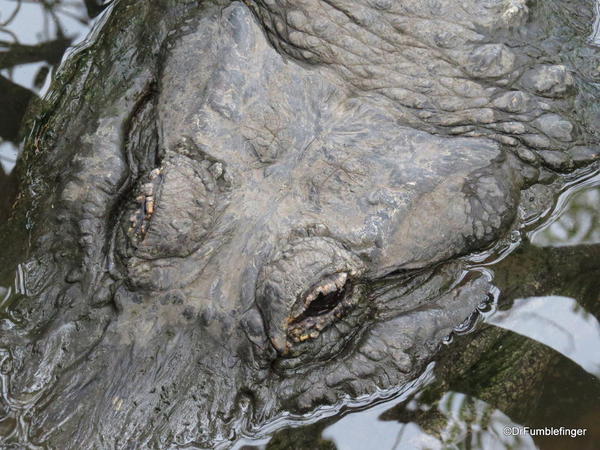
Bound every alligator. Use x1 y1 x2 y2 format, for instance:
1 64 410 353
264 240 600 449
1 0 599 448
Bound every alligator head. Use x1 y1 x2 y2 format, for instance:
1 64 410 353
1 0 599 447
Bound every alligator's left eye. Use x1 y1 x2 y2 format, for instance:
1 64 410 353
287 272 356 343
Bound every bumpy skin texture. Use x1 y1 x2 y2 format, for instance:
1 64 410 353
0 0 599 448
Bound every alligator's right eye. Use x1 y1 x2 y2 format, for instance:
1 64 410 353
287 272 355 343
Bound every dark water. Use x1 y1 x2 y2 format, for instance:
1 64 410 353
1 0 109 221
0 0 107 171
1 2 599 449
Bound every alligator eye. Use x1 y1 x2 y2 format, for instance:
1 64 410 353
287 272 355 343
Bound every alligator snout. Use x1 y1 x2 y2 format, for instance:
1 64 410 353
2 0 599 447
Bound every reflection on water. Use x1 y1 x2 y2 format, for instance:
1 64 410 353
0 161 16 223
0 0 104 92
532 186 600 246
0 0 104 175
0 0 104 223
489 296 600 378
323 392 537 450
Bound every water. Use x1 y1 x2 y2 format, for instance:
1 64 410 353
1 1 600 449
0 0 106 175
1 0 109 223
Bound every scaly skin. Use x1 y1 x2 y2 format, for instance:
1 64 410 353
264 242 600 449
0 0 599 448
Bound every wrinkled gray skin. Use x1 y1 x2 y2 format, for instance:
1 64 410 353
1 0 600 448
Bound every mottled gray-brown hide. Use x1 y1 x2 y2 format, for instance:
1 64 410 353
0 0 598 448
